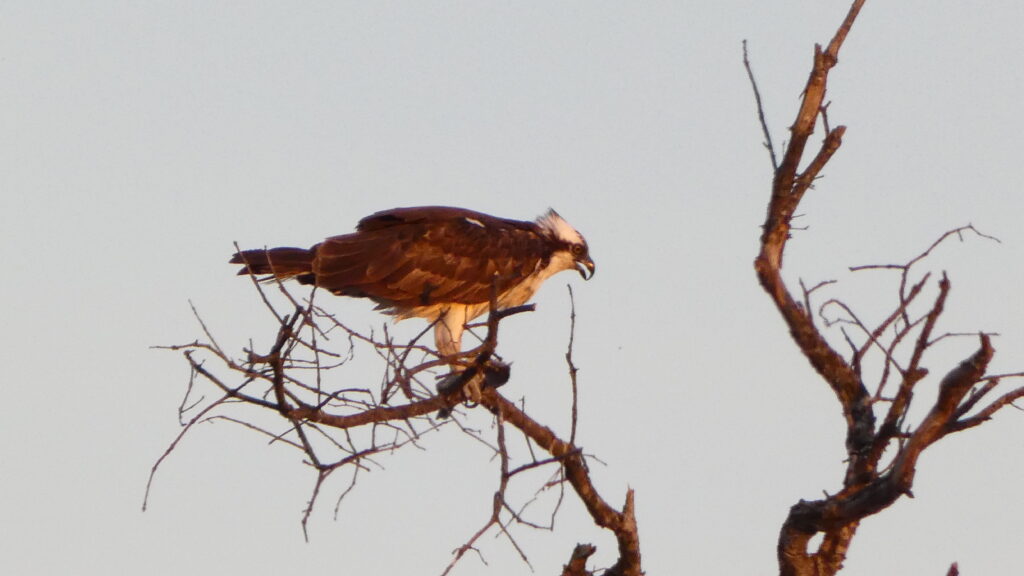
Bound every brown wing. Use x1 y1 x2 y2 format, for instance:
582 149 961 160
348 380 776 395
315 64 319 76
312 207 550 308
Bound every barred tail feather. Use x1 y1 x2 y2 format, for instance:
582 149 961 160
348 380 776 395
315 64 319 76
230 247 316 284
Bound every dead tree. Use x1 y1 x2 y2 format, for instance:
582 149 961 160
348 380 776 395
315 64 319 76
747 1 1024 575
146 278 640 576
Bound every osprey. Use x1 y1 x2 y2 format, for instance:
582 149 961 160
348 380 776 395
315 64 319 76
230 206 595 362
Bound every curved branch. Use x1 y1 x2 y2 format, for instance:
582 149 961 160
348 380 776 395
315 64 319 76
480 390 642 576
753 2 875 492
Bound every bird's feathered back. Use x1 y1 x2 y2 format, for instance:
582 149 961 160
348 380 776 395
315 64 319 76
313 206 552 308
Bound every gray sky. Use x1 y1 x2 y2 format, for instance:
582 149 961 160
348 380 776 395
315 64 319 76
3 2 1023 574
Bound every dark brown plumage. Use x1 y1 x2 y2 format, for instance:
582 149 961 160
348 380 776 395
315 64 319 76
230 206 594 358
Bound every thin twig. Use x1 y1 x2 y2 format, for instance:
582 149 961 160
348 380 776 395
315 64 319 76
743 39 779 171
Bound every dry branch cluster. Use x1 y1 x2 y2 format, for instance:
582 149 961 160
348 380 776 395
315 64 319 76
749 1 1024 575
148 280 641 576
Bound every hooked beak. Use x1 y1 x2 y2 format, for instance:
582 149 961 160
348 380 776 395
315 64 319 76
576 257 595 280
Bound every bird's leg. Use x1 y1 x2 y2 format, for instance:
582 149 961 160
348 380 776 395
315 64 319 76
434 310 484 405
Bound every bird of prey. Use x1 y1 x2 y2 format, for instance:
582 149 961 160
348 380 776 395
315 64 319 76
230 206 594 367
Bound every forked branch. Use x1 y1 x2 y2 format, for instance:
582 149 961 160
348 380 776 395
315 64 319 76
747 1 1023 575
150 278 639 575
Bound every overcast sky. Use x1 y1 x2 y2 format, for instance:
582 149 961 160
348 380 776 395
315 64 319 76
3 2 1024 575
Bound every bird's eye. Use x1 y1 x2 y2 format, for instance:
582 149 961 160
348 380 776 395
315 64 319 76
570 244 584 256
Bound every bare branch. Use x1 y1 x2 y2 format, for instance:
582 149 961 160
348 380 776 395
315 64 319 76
155 261 637 575
749 3 1020 576
566 285 581 445
754 2 875 502
561 543 597 576
743 39 779 171
949 381 1024 433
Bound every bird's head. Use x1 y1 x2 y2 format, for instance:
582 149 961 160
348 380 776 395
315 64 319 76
536 209 595 280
